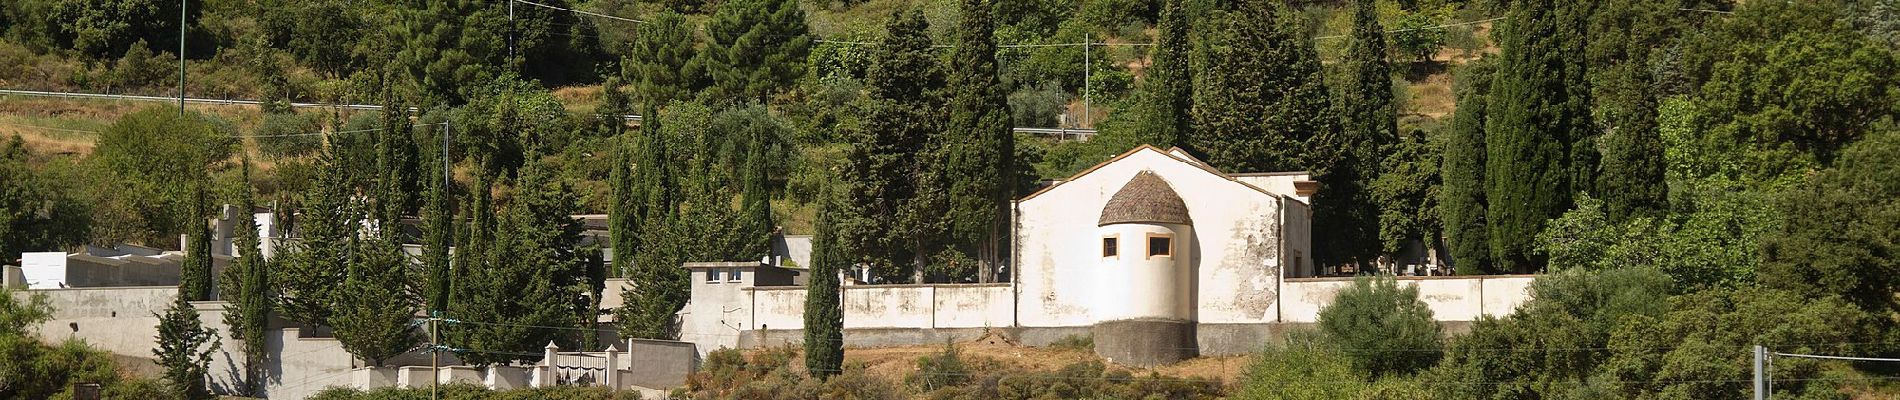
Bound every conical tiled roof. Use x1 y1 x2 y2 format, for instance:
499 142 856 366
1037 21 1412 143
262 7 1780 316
1099 171 1191 226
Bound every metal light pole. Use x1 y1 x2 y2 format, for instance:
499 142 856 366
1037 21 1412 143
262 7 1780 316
1753 345 1766 400
178 0 187 116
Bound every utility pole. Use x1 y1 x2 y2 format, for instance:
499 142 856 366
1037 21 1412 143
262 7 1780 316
509 0 517 62
1082 33 1090 128
431 313 439 400
1753 345 1766 400
178 0 187 116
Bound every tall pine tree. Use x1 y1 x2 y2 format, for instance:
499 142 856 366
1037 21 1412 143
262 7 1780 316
1441 59 1497 274
332 148 418 367
153 297 219 400
803 186 845 379
703 0 811 104
180 180 212 301
1129 0 1194 148
839 9 946 283
1316 0 1397 267
1187 0 1332 173
618 105 688 340
1484 0 1594 272
1588 0 1667 221
941 0 1014 282
421 137 456 314
220 157 270 395
623 11 703 111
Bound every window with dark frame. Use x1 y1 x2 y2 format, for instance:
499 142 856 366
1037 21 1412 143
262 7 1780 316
1148 235 1172 258
1103 237 1119 257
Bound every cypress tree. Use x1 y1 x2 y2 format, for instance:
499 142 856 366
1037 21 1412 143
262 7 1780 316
1128 0 1194 148
703 0 811 104
1441 59 1497 274
1484 0 1594 272
738 120 774 259
942 0 1013 281
1588 0 1667 221
332 151 418 367
623 11 703 111
275 150 350 326
153 297 220 400
840 9 945 283
803 187 845 379
421 144 455 314
1187 0 1332 173
619 105 689 340
179 180 212 301
220 157 270 395
1315 0 1397 268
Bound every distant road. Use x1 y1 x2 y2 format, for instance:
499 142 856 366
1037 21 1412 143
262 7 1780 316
0 88 1096 138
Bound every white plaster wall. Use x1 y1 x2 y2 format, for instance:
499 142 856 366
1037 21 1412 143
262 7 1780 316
750 287 808 331
22 286 176 356
738 284 1013 334
678 272 749 355
1482 276 1536 315
842 285 934 329
931 285 1012 328
1232 173 1312 204
1278 276 1537 323
1093 223 1191 321
1015 148 1285 327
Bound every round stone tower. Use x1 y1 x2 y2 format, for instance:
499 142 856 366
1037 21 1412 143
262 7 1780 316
1091 170 1197 366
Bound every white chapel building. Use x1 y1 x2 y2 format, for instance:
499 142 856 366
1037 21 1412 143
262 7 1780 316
674 145 1340 366
1011 145 1315 365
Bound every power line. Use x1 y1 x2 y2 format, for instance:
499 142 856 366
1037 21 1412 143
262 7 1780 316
511 0 644 24
1313 16 1506 40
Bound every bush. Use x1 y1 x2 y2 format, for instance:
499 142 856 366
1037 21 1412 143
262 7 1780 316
907 342 969 392
1317 275 1442 378
254 112 325 159
1047 334 1093 351
1008 81 1069 128
1236 329 1363 399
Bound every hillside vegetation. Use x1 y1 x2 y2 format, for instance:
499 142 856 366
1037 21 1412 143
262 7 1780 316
4 0 1900 398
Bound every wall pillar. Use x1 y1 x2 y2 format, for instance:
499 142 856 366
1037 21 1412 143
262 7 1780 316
533 341 559 387
604 345 621 389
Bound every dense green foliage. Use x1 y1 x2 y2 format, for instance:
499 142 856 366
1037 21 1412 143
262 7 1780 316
1325 0 1399 266
838 9 945 283
152 297 219 400
802 189 845 379
1482 0 1593 273
687 345 1223 399
1186 0 1330 174
219 158 271 394
1316 276 1441 377
940 0 1016 280
0 136 88 264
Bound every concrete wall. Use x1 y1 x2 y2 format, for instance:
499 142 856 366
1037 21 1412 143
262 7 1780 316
1014 148 1288 328
1278 275 1536 323
740 284 1014 333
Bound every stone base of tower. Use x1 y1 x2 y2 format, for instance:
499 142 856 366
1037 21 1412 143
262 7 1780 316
1091 318 1197 367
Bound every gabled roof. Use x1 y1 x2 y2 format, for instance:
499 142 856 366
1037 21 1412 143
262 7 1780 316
1016 145 1301 203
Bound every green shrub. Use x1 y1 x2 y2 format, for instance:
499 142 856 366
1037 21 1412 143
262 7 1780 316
1316 275 1442 378
1047 334 1093 351
1236 329 1363 399
907 342 969 392
254 112 325 159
